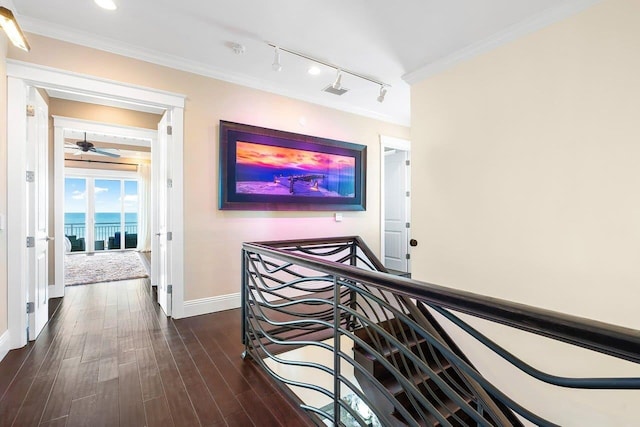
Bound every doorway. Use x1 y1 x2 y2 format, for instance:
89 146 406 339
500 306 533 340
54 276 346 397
380 136 411 275
54 117 155 295
6 60 186 349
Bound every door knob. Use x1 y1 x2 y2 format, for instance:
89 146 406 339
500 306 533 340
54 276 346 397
409 239 418 247
45 236 54 242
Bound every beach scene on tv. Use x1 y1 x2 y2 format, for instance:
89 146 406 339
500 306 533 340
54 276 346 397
235 141 356 197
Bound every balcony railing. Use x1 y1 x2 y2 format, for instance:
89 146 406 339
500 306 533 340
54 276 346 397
64 222 137 241
242 236 640 426
65 222 138 251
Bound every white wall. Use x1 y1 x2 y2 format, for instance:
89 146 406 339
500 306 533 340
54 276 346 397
411 0 640 424
7 34 410 312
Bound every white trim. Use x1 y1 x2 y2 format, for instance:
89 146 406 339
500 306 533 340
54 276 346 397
380 135 411 151
168 108 185 318
7 77 29 349
379 135 411 272
7 60 185 109
8 62 187 350
403 0 602 84
182 293 242 318
53 124 65 299
48 284 62 299
0 330 10 363
65 168 138 179
17 19 408 126
54 116 154 147
46 88 163 115
53 117 156 301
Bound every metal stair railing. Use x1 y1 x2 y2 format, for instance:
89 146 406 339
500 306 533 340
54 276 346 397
241 236 640 426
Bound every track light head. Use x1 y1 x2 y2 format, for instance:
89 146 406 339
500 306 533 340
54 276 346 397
377 86 387 103
272 47 282 72
332 70 342 90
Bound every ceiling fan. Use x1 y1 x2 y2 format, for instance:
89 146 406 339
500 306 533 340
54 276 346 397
65 132 121 158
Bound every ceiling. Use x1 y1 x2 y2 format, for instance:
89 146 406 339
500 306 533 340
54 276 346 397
63 130 151 161
12 0 598 126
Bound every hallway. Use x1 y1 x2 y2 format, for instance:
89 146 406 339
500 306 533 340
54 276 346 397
0 279 311 426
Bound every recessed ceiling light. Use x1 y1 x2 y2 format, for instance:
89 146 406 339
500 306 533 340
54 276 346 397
94 0 117 11
308 66 321 76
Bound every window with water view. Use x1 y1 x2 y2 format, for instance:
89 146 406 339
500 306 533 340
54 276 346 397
65 177 139 252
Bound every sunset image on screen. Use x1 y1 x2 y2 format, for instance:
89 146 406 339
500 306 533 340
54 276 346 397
235 141 356 197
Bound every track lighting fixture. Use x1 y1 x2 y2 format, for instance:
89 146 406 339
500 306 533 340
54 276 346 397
266 43 390 102
272 46 282 72
332 70 343 90
0 7 30 52
377 85 387 103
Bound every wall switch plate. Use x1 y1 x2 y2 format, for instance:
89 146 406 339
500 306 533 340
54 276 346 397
334 212 343 222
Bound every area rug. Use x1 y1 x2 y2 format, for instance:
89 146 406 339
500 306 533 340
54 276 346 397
65 251 149 286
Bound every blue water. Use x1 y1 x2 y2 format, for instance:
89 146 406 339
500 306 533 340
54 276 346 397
65 213 138 241
236 164 355 197
65 212 137 224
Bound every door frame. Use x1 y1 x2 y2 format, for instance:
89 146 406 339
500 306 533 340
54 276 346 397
379 135 411 272
52 116 155 300
7 60 186 349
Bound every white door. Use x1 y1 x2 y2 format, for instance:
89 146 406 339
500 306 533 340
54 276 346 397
384 149 410 272
152 111 172 315
26 87 50 340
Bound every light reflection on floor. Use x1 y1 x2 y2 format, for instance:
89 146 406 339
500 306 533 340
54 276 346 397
263 335 382 426
263 336 356 409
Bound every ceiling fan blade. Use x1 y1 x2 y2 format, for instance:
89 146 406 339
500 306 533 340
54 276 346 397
64 144 84 156
91 148 121 158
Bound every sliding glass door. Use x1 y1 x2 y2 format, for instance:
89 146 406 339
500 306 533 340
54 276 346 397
124 180 139 247
65 174 139 252
64 177 88 252
94 179 122 251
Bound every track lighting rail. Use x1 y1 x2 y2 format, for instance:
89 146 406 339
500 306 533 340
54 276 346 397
267 43 391 89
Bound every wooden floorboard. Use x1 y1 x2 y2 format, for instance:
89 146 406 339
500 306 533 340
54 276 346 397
143 395 174 427
0 278 314 426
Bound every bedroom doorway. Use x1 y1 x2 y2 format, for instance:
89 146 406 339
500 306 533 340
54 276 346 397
55 117 155 292
7 61 185 350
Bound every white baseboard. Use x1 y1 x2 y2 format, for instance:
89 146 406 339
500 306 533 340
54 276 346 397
0 329 10 363
49 284 64 299
182 292 241 318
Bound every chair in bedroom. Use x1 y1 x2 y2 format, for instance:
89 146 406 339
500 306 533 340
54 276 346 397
65 235 85 252
108 232 138 249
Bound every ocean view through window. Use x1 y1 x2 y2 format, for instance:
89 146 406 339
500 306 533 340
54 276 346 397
65 176 139 251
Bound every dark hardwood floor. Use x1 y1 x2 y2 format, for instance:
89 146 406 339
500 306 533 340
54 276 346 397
0 279 314 427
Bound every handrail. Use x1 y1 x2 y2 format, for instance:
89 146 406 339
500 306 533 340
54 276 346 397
242 236 640 426
243 240 640 365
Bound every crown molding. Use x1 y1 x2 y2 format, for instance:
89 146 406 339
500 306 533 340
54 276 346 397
0 0 17 10
403 0 602 85
19 16 410 127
